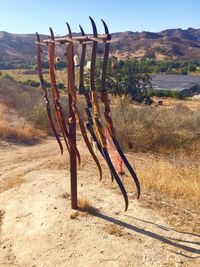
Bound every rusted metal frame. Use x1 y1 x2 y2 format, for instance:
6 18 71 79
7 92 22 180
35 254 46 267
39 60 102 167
89 17 128 211
36 32 63 155
48 29 69 152
66 23 102 180
42 34 111 45
48 28 81 165
100 20 141 199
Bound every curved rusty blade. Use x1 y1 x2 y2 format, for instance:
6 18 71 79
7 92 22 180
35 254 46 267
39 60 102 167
101 19 110 95
100 21 141 198
101 19 109 35
79 24 84 36
112 137 141 199
66 22 72 39
36 32 63 155
48 27 81 165
88 17 129 210
89 16 97 36
101 19 110 90
78 24 103 180
89 17 97 92
79 25 86 95
49 27 54 40
103 148 128 211
79 120 102 180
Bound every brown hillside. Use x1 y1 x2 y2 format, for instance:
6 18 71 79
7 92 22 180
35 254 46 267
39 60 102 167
1 28 200 64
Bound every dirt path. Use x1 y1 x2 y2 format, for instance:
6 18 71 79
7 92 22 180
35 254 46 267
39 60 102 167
0 136 199 267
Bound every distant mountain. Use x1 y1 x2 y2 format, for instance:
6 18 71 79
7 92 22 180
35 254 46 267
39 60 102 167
111 28 200 60
0 31 39 64
1 27 200 65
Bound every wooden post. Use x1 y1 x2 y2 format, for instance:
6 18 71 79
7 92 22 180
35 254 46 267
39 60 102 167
68 42 78 210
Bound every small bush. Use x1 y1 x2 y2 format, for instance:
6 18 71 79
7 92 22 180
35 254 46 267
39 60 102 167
0 73 14 81
57 82 65 89
20 79 40 87
148 89 183 99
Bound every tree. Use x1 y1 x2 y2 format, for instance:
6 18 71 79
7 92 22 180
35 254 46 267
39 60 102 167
106 58 152 104
187 64 196 72
180 67 188 75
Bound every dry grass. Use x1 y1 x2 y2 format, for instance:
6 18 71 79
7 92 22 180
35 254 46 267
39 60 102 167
104 224 128 237
60 192 71 199
78 198 99 214
0 174 25 193
0 109 46 143
123 153 200 208
1 69 43 83
111 98 200 209
0 69 67 84
68 210 79 219
78 198 90 210
68 198 99 219
0 77 48 143
112 99 200 154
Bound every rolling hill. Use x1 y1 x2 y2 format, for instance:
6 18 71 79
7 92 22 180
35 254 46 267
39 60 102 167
1 27 200 65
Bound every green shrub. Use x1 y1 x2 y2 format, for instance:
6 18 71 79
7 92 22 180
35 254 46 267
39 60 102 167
57 82 65 89
20 79 40 87
148 89 184 99
0 73 14 81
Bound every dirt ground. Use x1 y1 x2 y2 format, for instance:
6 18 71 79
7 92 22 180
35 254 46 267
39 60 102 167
0 135 199 267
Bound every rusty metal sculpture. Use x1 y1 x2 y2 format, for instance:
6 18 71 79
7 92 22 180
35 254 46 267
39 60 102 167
36 18 141 211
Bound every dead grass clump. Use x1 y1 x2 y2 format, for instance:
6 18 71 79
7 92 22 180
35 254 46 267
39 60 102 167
68 199 99 219
69 210 79 219
42 157 69 170
78 198 99 214
0 174 25 193
104 224 127 237
60 192 70 199
68 209 88 219
78 198 90 210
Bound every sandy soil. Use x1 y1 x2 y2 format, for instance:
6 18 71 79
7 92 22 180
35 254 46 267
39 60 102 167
0 135 199 267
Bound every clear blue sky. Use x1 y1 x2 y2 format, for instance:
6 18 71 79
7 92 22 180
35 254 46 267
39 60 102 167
1 0 200 34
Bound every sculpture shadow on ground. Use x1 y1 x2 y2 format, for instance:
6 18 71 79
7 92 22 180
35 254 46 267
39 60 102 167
90 211 200 259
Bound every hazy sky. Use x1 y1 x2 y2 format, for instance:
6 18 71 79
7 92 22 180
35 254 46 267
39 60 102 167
1 0 200 34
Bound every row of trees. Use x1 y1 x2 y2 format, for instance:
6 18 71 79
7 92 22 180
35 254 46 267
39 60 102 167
86 58 185 103
1 58 200 75
40 57 200 76
1 58 185 104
